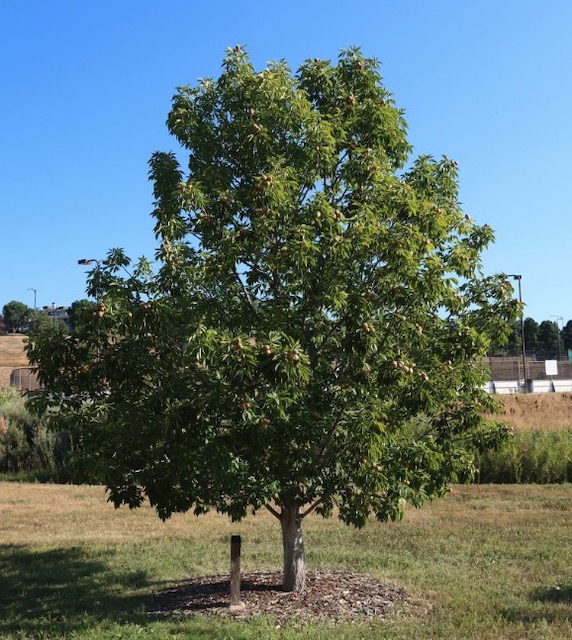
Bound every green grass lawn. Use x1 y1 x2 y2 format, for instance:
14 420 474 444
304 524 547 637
1 482 571 639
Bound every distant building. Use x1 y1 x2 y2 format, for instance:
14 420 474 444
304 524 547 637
41 305 71 329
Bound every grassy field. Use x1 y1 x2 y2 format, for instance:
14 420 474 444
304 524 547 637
0 335 30 389
1 482 572 639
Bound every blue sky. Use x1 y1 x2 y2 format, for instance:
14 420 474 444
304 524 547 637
1 1 570 323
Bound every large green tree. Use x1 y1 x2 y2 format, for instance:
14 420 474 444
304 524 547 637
538 320 560 357
2 300 30 333
562 320 572 352
524 317 540 353
27 47 517 592
68 299 97 332
489 319 521 355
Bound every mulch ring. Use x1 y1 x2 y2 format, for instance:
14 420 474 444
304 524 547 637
149 570 425 624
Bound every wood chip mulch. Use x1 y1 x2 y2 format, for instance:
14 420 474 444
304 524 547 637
149 570 421 624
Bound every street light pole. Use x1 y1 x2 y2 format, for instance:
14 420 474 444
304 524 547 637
507 274 527 391
77 258 109 300
77 258 110 361
27 288 37 312
78 258 108 267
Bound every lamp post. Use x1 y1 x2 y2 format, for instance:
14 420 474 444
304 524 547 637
507 274 527 390
78 258 109 268
77 258 109 362
78 258 109 361
27 288 37 312
77 258 109 300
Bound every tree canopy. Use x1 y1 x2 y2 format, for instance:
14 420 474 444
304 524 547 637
2 300 30 333
68 299 97 332
27 46 517 592
27 311 68 338
562 320 572 352
523 317 540 352
537 320 560 357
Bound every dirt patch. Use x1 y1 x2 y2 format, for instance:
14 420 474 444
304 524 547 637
150 570 424 625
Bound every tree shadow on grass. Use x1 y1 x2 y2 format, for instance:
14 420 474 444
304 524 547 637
501 583 572 626
0 544 153 637
532 582 572 604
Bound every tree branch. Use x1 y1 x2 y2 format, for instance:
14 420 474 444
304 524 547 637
313 402 347 468
300 498 324 519
232 266 259 320
265 503 281 519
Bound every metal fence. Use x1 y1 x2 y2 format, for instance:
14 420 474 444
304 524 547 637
8 367 41 392
487 357 572 382
4 359 572 394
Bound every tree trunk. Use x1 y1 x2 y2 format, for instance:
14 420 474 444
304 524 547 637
280 504 305 592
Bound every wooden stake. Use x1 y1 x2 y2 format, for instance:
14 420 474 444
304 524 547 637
230 534 244 610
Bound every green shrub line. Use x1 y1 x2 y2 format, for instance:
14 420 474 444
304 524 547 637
476 429 572 484
0 388 53 474
3 386 572 485
0 388 75 482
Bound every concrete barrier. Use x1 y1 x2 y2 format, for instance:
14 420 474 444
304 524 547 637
486 379 572 394
553 380 572 393
492 381 520 394
530 380 553 393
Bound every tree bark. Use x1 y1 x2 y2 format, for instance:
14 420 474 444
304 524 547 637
280 504 305 592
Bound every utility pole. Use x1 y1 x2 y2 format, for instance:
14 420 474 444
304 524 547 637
78 258 110 361
27 288 37 312
508 275 527 391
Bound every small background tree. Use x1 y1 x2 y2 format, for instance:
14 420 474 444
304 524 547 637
68 299 97 333
2 301 30 333
562 320 572 352
537 320 560 358
524 317 540 353
28 311 68 338
28 47 517 592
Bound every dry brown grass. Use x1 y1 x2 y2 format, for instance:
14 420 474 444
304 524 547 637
0 482 274 551
496 393 572 431
0 335 28 367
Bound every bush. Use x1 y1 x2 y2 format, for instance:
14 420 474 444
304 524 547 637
476 429 572 483
0 388 92 482
0 388 57 476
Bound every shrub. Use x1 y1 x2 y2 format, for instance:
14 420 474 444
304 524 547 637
0 388 56 476
476 430 572 483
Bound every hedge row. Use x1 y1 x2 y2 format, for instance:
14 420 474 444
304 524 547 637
2 384 572 485
476 429 572 484
0 388 75 482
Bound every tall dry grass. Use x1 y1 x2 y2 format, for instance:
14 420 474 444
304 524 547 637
0 335 28 367
496 393 572 430
0 335 29 389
